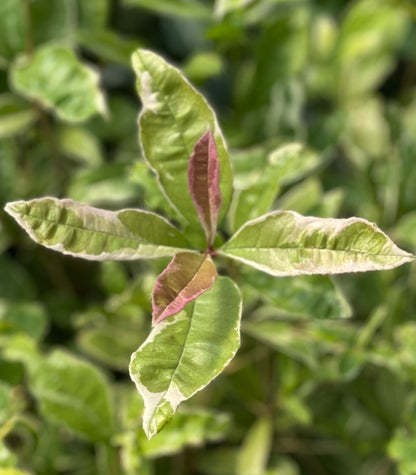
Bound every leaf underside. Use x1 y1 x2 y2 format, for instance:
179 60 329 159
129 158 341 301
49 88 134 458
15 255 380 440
129 276 242 439
5 198 193 260
152 252 217 324
219 210 413 276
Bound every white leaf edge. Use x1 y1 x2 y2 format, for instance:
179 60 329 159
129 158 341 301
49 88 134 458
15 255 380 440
219 210 414 276
4 197 193 261
129 278 242 439
131 49 230 225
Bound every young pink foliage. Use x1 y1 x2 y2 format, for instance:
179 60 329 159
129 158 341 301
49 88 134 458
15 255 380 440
188 128 222 247
152 252 217 325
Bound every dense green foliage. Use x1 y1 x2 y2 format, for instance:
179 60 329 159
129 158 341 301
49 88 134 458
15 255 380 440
2 1 416 474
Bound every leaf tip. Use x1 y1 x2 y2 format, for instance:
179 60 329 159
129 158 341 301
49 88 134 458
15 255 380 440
4 200 24 218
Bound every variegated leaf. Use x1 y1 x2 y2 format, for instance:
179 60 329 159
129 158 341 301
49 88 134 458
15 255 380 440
5 198 192 260
130 276 242 439
219 211 413 276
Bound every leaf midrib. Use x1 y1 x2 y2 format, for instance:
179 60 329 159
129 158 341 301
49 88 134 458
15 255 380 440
22 210 182 250
222 246 409 258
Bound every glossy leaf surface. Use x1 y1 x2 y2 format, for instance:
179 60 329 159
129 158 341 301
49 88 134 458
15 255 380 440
32 349 114 441
5 198 192 260
242 271 351 320
124 0 211 18
220 211 413 276
132 49 232 228
152 252 217 324
130 276 242 439
237 418 273 475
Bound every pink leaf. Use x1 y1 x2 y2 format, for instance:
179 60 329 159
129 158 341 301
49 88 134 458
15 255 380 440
188 128 222 246
152 252 217 325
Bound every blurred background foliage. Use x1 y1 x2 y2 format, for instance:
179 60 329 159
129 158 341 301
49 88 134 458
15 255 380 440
1 0 416 474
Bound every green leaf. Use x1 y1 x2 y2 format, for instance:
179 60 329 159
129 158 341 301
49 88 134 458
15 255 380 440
0 382 13 425
0 441 18 469
0 0 25 65
30 0 74 45
11 44 107 123
229 170 281 234
393 211 416 250
68 163 142 207
31 349 114 441
0 256 35 301
243 15 308 110
0 470 31 475
5 198 193 260
76 29 141 66
76 0 109 29
58 125 103 167
197 447 239 475
388 431 416 475
123 0 211 19
341 98 390 168
229 143 323 232
268 142 323 187
243 319 356 369
132 49 233 228
138 409 231 457
152 252 217 324
76 288 149 371
335 0 409 97
100 261 129 294
0 141 18 204
219 211 413 276
236 418 273 475
214 0 255 18
0 302 47 340
0 94 36 139
129 276 242 439
189 128 222 246
394 323 416 368
77 324 146 371
242 271 351 320
276 177 322 215
183 52 223 82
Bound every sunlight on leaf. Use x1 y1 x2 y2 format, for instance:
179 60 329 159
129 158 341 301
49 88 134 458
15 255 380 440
220 211 413 276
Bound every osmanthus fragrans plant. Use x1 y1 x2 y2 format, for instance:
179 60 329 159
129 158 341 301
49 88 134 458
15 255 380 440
4 49 414 439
